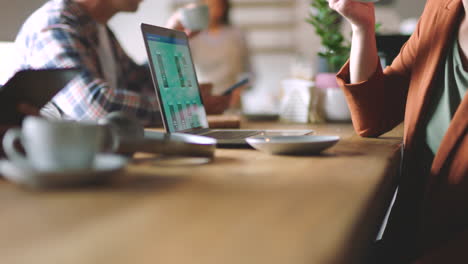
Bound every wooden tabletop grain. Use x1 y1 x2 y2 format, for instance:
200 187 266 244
0 121 403 264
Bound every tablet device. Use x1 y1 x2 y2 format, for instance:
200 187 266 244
0 68 80 124
221 77 249 96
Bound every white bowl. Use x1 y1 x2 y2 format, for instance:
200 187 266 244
246 135 340 155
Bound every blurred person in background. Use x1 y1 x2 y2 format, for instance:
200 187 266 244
190 0 253 111
12 0 231 126
330 0 467 263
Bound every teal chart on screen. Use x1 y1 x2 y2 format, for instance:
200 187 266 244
146 33 207 131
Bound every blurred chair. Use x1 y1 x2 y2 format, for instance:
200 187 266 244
376 34 410 67
0 41 16 85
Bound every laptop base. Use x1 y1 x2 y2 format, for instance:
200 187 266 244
186 129 315 148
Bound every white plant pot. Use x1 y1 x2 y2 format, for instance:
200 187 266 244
321 88 351 122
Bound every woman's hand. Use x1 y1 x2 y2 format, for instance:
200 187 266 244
199 83 232 115
328 0 376 32
228 83 248 110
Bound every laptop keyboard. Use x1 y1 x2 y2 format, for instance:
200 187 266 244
201 131 260 140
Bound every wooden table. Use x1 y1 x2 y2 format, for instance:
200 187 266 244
0 121 403 264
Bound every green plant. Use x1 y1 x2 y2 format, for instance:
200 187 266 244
306 0 350 73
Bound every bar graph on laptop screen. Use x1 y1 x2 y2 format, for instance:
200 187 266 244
145 33 208 132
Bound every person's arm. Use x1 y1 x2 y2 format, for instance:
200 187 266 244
108 30 155 97
18 24 160 126
329 0 378 83
232 29 254 109
330 0 422 137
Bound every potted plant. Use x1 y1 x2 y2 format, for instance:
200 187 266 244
306 0 352 121
306 0 350 74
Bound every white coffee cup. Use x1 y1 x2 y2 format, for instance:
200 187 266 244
2 116 118 171
179 4 210 31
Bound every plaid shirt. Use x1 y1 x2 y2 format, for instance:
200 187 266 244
14 0 161 125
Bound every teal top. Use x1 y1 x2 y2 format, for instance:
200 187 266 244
421 34 468 172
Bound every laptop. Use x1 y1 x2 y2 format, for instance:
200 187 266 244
141 23 313 147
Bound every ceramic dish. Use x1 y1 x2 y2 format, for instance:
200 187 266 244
246 135 340 155
243 112 279 121
0 154 128 188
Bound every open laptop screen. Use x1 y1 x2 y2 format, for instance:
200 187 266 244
142 24 209 132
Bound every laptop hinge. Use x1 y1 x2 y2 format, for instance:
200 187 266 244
180 128 211 135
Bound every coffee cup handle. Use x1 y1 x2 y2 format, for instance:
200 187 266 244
102 125 120 153
2 129 29 167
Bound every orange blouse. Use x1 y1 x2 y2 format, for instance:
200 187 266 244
337 0 468 262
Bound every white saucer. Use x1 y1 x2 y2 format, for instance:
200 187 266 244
246 135 340 155
0 154 128 188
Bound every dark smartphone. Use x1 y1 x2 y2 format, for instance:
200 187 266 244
0 67 80 124
221 78 249 96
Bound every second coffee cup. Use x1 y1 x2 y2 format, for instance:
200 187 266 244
179 3 210 31
2 116 117 171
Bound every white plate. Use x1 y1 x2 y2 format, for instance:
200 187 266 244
0 154 128 188
355 0 379 2
246 135 340 155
